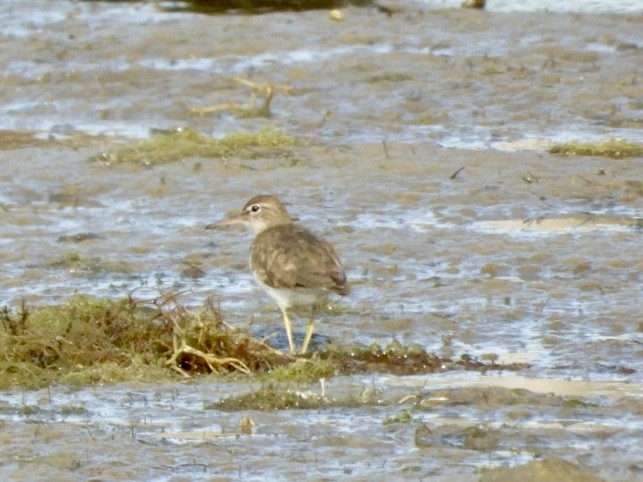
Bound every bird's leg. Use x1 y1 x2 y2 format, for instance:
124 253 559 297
300 305 316 355
280 307 295 353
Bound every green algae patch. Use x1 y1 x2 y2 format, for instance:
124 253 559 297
92 127 297 166
550 138 643 159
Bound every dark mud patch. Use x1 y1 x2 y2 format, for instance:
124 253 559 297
319 340 529 376
159 0 372 15
56 232 103 243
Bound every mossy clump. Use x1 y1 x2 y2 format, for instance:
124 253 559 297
210 383 331 411
0 295 289 389
319 341 434 374
92 126 297 166
263 358 337 383
0 297 165 389
550 138 643 159
383 410 414 425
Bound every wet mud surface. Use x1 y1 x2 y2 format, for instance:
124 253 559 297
1 1 642 480
1 375 642 481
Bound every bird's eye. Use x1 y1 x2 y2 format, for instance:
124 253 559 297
250 205 260 213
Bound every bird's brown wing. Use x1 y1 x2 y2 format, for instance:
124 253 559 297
251 224 348 295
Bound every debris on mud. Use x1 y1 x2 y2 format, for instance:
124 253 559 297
159 0 373 15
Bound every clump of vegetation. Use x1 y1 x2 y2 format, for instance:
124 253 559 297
262 357 337 383
316 340 527 376
319 340 441 375
210 383 331 411
91 126 297 166
383 410 414 425
550 138 643 159
0 295 289 390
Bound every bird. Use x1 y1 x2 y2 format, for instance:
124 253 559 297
205 194 348 354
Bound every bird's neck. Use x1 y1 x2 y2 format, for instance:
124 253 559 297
253 219 293 235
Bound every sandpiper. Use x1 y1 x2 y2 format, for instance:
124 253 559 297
206 195 348 354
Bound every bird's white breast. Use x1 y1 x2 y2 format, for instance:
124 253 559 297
252 271 325 310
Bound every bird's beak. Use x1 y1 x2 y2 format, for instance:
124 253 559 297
205 213 245 230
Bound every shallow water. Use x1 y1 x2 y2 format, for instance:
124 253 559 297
0 0 642 480
0 374 641 481
420 0 643 14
